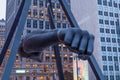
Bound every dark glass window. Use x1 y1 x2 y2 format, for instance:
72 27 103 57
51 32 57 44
101 46 106 51
114 2 117 8
103 0 107 6
101 37 105 42
62 23 66 28
98 0 102 5
104 12 108 16
110 21 114 25
109 12 113 17
113 47 117 52
110 75 114 80
118 47 120 52
112 38 116 43
100 28 104 33
33 20 37 28
115 13 118 17
45 21 49 29
114 56 118 61
98 11 103 15
102 56 107 61
33 0 37 6
39 1 43 7
39 20 43 29
27 19 31 28
106 29 110 33
106 37 111 42
57 23 61 28
109 66 113 71
108 1 112 7
107 47 111 51
103 65 107 71
56 3 60 8
116 75 120 80
99 19 103 24
105 20 109 25
111 29 115 34
108 56 112 61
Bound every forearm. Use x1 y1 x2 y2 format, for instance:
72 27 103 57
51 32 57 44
22 30 64 53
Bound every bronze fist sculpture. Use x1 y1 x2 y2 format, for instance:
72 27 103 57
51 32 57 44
18 28 94 61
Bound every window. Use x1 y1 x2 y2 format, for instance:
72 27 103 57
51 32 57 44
105 20 109 25
113 47 117 52
63 23 66 28
109 12 113 17
106 29 110 33
100 28 104 33
116 75 120 80
39 20 43 29
107 47 111 51
109 66 113 71
114 1 117 8
108 56 112 61
115 13 118 17
103 65 107 71
110 21 114 25
33 20 37 28
106 37 111 42
33 9 38 18
103 0 107 6
56 3 60 8
101 46 106 51
102 56 106 61
99 19 103 24
98 0 102 5
110 75 114 80
33 0 37 6
112 38 116 43
98 11 103 15
45 21 49 29
57 23 61 28
101 37 105 42
39 0 43 7
27 19 31 28
104 12 108 16
111 29 115 34
114 56 118 61
108 1 112 7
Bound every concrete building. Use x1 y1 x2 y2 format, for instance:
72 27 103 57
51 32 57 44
71 0 120 80
5 0 74 80
0 19 5 53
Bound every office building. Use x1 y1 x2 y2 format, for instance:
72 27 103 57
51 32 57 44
5 0 75 80
0 19 5 53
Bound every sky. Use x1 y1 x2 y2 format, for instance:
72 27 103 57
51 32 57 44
0 0 6 20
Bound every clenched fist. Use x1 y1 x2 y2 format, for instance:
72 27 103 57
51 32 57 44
18 28 94 61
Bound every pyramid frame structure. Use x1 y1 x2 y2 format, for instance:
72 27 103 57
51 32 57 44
0 0 104 80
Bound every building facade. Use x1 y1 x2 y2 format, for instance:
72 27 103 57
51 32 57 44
71 0 120 80
0 19 5 53
5 0 74 80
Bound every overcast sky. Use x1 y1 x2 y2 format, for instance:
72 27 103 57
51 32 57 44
0 0 6 20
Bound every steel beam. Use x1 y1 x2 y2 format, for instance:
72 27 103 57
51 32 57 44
47 0 65 80
2 0 31 79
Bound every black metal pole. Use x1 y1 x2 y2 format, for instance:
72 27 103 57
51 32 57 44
47 0 65 80
0 0 26 66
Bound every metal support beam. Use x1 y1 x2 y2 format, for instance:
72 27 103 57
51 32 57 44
58 0 105 80
2 0 31 79
47 0 65 80
0 0 26 66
